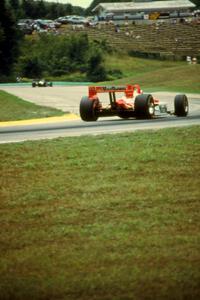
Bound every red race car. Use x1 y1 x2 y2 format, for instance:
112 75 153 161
80 84 188 121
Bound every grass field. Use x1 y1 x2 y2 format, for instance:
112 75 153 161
46 55 200 94
0 126 200 300
104 55 200 93
0 90 65 122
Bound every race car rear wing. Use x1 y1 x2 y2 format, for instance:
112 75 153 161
89 84 142 98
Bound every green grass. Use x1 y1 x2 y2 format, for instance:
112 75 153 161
104 55 200 93
0 126 200 300
0 90 65 121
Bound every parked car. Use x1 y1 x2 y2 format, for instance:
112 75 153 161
33 19 49 30
84 17 99 27
67 16 88 25
43 19 61 29
56 16 72 24
17 19 33 34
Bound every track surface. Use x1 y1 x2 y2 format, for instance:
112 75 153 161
0 86 200 143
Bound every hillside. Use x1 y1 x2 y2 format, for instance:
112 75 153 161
61 22 200 59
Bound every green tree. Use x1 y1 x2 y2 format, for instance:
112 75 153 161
0 0 19 77
18 56 44 78
68 34 89 66
9 0 21 19
192 0 200 8
48 3 60 19
16 33 109 81
21 0 34 18
37 0 47 18
9 0 20 10
87 50 107 82
65 4 73 15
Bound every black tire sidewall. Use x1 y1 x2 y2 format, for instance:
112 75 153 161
135 94 154 119
174 94 188 116
80 96 99 121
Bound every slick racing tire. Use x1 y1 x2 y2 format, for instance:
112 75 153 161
80 96 99 121
135 94 155 119
174 94 189 117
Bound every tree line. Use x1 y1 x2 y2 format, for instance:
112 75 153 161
8 0 85 20
0 0 84 80
16 33 110 82
0 0 20 79
0 0 110 82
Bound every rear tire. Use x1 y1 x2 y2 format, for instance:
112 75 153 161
174 94 188 117
80 96 99 121
135 94 155 119
32 82 36 87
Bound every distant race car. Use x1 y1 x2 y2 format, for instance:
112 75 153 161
80 84 188 121
32 79 53 87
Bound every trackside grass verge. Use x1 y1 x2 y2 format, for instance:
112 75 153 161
104 55 200 94
0 126 200 300
0 90 65 121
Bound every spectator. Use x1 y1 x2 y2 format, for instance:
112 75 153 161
125 29 130 36
186 56 192 64
192 57 197 64
115 24 120 33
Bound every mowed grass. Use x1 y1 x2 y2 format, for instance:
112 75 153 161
105 55 200 93
0 90 65 121
0 126 200 300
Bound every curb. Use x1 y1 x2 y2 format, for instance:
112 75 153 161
0 113 80 127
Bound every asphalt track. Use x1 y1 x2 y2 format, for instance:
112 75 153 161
0 86 200 143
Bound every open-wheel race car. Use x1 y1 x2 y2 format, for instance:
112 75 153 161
79 84 189 121
32 79 53 87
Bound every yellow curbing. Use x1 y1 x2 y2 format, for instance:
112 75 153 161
0 113 80 127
